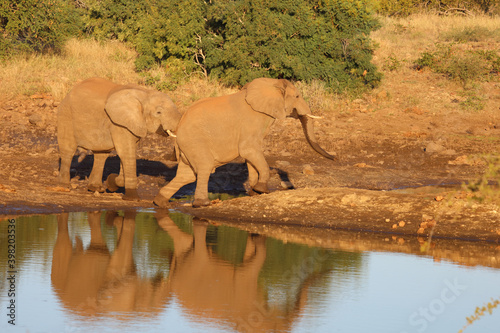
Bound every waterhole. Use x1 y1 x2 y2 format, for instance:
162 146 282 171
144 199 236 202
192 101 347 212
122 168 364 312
0 211 499 333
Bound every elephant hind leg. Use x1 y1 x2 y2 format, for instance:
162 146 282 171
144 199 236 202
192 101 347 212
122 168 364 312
59 146 76 187
192 168 212 207
155 159 196 208
106 163 124 192
57 102 76 187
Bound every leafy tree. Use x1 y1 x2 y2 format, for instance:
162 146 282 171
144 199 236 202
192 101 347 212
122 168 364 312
204 0 382 90
84 0 382 92
85 0 206 74
0 0 83 57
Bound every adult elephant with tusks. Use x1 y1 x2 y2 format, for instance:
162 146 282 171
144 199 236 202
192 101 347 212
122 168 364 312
154 78 335 208
57 77 181 200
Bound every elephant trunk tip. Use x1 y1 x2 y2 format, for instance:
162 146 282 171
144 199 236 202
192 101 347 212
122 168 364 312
298 115 336 161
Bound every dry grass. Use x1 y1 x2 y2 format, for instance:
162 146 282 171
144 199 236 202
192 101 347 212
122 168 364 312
0 38 139 102
371 13 500 67
369 13 500 115
0 38 239 107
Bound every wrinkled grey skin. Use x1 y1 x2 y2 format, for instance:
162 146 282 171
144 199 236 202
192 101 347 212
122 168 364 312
57 77 181 200
154 78 334 208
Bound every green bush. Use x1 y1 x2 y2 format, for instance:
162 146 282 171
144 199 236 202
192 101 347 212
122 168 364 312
383 53 404 71
377 0 420 16
84 0 382 92
204 0 382 90
85 0 206 76
0 0 83 58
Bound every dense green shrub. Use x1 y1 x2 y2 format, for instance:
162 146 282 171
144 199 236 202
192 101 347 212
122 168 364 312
85 0 382 91
0 0 83 58
85 0 206 75
204 0 382 90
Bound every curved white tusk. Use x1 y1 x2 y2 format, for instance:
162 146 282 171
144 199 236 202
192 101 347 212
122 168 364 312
166 129 177 138
306 114 323 119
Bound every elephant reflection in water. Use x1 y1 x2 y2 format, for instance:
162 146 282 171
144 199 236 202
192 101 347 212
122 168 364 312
51 211 170 316
51 211 311 332
156 214 307 332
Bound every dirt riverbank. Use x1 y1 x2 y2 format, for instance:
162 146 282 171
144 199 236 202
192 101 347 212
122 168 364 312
1 72 499 244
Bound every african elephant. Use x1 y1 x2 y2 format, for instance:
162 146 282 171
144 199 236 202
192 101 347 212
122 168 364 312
154 78 334 207
57 77 181 200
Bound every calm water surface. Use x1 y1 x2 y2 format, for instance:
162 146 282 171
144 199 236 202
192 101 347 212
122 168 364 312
0 211 499 333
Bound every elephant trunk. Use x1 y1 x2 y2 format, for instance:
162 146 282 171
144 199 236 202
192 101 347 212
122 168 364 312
298 115 335 160
161 106 182 138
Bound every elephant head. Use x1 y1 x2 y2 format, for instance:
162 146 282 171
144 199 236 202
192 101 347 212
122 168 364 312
104 87 181 138
244 78 335 160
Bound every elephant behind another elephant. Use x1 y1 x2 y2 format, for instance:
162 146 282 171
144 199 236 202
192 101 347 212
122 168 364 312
57 77 181 200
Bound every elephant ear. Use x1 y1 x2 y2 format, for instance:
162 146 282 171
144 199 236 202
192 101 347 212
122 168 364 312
105 88 148 138
244 78 287 120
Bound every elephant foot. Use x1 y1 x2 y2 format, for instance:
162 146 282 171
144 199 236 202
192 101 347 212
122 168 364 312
58 182 71 191
252 182 270 194
87 184 106 193
248 189 259 196
153 194 171 208
192 198 211 208
122 188 140 201
106 173 120 192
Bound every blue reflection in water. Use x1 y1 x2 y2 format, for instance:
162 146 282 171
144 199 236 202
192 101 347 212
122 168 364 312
0 211 498 333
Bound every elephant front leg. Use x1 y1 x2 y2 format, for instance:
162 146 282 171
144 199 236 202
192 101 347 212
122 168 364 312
112 127 140 201
87 153 108 192
120 157 140 201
